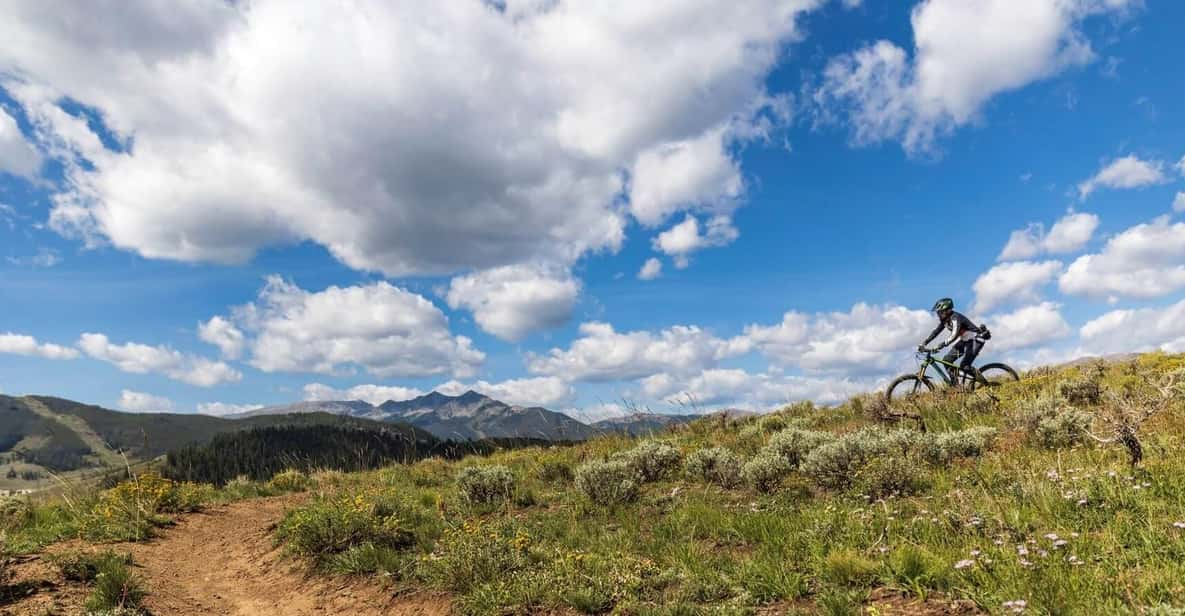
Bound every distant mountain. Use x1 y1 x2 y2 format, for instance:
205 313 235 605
378 390 598 441
245 390 599 441
589 413 701 436
237 400 377 419
1 394 431 482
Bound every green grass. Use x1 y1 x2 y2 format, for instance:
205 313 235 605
11 352 1185 615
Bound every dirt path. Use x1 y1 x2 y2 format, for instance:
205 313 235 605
113 495 450 616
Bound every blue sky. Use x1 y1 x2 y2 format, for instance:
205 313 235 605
1 0 1183 420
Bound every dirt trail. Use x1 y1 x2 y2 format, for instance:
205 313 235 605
119 495 450 616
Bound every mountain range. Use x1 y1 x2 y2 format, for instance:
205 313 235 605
243 390 697 441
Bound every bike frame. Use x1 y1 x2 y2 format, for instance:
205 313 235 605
916 352 975 387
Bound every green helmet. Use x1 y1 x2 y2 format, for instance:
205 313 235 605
931 297 954 313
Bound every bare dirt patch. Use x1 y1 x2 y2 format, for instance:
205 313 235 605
3 495 453 615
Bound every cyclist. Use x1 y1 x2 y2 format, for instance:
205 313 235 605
918 297 987 387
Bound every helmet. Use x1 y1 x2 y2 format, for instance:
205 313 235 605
931 297 954 313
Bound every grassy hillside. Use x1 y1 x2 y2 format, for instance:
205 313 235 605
259 353 1185 614
4 353 1185 614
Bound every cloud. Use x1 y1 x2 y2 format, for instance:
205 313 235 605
0 106 40 177
1077 154 1170 198
198 316 245 359
0 332 79 360
5 247 62 268
1177 155 1185 178
303 383 425 406
972 260 1062 313
628 126 742 227
1059 217 1185 299
815 0 1137 153
78 333 241 387
559 402 634 424
527 321 750 382
220 276 484 378
652 215 739 267
1173 192 1185 213
637 257 663 281
641 367 868 409
743 303 931 375
999 212 1099 260
436 376 576 408
196 402 264 417
445 263 579 342
1080 298 1185 355
985 302 1071 351
117 390 175 414
2 0 826 277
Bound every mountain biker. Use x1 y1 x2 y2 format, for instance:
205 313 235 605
918 298 987 386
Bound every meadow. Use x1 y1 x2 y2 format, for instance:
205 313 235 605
3 353 1185 615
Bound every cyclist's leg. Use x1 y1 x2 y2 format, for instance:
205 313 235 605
944 343 965 386
962 339 984 382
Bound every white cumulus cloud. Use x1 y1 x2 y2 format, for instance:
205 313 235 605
0 106 41 177
435 376 576 408
652 215 739 268
1077 154 1170 199
303 383 426 406
1059 217 1185 299
815 0 1138 153
117 390 175 414
1080 298 1185 355
999 212 1099 261
196 402 264 417
217 276 484 379
527 321 750 382
78 333 241 387
641 367 868 409
0 332 79 360
445 264 579 342
743 303 932 375
1172 191 1185 213
198 316 245 360
638 258 663 281
984 302 1071 351
972 260 1062 313
1 0 826 277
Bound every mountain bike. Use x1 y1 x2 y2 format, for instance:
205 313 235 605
885 348 1019 403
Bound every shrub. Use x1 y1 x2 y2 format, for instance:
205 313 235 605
574 460 640 505
267 468 311 493
854 454 929 498
456 466 515 505
766 428 835 467
820 548 878 587
1036 410 1091 449
418 519 531 592
800 429 896 489
0 497 30 529
81 472 214 541
1010 395 1092 449
1060 378 1103 406
0 531 10 587
77 551 145 613
684 447 743 488
536 457 574 484
916 427 997 465
613 441 682 482
277 493 416 565
743 451 794 494
888 545 948 590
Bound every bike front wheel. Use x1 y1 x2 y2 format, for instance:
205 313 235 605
975 363 1020 388
885 374 935 403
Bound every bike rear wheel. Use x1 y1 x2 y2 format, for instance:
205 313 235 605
975 363 1020 387
885 374 935 403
